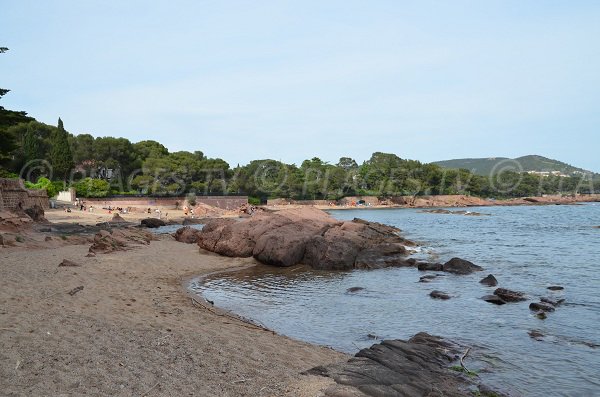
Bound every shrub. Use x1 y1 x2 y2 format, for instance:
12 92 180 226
74 178 110 198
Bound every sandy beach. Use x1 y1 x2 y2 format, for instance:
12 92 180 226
0 233 347 396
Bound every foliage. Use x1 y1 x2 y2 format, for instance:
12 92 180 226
450 365 478 378
25 177 63 198
186 193 197 206
74 177 110 197
49 118 74 181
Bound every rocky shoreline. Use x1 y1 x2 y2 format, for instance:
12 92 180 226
1 204 575 396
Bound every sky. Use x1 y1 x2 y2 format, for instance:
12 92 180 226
2 0 600 171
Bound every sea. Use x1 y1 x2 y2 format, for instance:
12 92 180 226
190 204 600 396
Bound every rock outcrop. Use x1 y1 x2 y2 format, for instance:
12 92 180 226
89 229 153 254
197 207 415 270
306 332 498 397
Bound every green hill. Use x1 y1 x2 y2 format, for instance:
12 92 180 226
433 155 595 176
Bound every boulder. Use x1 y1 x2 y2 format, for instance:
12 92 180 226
174 226 202 244
430 290 451 300
24 204 47 222
443 257 483 275
482 295 506 305
479 274 498 286
140 218 166 228
529 302 555 312
494 288 527 302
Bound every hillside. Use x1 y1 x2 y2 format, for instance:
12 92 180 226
433 155 595 176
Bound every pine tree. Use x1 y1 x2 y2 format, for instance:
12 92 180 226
23 125 40 162
50 117 74 181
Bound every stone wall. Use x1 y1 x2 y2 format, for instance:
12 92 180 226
0 178 49 211
82 196 248 210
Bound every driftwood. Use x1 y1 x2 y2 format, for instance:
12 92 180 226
460 347 471 372
68 286 84 296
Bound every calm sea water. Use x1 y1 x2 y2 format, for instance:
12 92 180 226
190 204 600 396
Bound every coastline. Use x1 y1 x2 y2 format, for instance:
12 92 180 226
0 236 347 396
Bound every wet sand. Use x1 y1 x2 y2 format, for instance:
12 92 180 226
0 236 346 396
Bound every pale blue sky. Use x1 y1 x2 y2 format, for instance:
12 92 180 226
2 1 600 171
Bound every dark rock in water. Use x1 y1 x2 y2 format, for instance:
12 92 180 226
419 274 438 283
528 329 544 340
430 290 451 300
479 274 498 287
367 333 379 340
417 262 444 271
529 302 555 312
482 295 506 305
536 312 547 320
305 332 476 397
541 297 565 307
174 226 202 244
140 218 166 228
346 287 364 293
494 288 527 302
59 259 80 267
547 285 564 291
443 257 483 275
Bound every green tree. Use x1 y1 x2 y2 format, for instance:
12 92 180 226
0 47 34 167
74 177 110 197
49 118 74 181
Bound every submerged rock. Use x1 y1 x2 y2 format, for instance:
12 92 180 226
430 290 451 300
493 288 527 302
529 302 555 312
419 274 439 283
540 297 565 307
479 274 498 287
346 287 365 293
547 285 564 291
528 329 544 340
